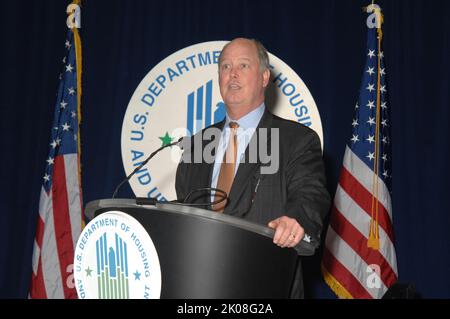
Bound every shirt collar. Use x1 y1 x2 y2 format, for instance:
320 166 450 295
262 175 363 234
225 103 265 130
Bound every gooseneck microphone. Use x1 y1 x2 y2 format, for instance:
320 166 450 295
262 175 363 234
112 137 184 199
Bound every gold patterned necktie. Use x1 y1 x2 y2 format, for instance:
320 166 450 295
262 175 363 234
213 122 239 212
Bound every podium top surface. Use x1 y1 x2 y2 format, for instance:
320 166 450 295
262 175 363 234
85 198 316 256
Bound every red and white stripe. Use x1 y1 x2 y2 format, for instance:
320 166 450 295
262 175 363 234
323 146 398 299
30 154 83 299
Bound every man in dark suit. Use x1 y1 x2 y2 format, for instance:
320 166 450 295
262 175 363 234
175 38 330 298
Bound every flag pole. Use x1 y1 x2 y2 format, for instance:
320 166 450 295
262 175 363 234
68 0 85 229
368 4 383 250
69 0 82 153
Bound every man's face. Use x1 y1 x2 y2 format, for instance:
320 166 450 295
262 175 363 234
218 39 270 118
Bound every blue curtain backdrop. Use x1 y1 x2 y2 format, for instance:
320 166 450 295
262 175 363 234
1 0 449 298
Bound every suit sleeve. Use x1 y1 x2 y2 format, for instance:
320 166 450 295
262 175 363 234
285 129 331 247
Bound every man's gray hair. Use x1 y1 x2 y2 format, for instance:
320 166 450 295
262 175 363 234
218 38 270 73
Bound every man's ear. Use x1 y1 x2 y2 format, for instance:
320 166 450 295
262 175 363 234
262 68 270 88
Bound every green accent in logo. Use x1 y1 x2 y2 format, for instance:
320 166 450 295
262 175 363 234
85 267 92 277
159 132 173 147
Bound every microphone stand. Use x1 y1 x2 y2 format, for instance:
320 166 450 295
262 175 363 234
112 137 183 199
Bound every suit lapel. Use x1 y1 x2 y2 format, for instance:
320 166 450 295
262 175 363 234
205 120 225 203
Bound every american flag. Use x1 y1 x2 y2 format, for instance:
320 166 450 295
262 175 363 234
29 28 83 299
322 7 398 299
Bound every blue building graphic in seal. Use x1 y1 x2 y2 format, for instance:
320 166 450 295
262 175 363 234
186 79 225 136
96 232 129 299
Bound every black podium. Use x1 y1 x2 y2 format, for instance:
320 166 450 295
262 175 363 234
85 198 313 298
